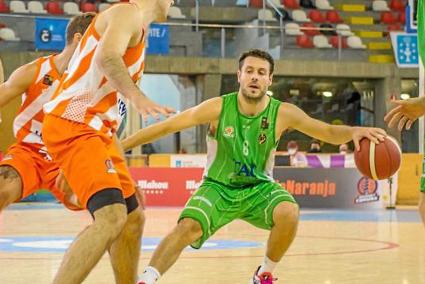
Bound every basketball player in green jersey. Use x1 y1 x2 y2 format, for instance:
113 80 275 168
123 49 387 284
385 96 425 227
385 0 425 229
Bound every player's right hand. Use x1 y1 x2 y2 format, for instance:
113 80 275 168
133 96 175 122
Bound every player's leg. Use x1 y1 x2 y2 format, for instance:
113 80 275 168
420 173 425 228
0 144 41 211
138 180 237 284
43 116 131 284
241 182 298 283
107 146 145 284
0 166 22 210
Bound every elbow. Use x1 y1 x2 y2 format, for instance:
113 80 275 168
94 49 118 72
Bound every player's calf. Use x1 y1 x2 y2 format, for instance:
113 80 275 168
419 192 425 228
0 166 22 210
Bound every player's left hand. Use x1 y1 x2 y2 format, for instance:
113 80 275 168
351 127 387 152
384 98 425 131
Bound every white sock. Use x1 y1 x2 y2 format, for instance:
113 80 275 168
138 266 161 284
257 256 278 275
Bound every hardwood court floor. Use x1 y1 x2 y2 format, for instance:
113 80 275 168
0 203 424 284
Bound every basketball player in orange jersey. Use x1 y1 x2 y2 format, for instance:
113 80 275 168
385 97 425 227
0 13 95 212
42 1 175 283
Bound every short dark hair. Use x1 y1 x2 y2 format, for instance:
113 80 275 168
66 12 96 44
238 49 274 75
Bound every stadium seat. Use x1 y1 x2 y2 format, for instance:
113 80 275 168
28 1 47 14
168 6 186 19
0 27 20 41
258 9 277 21
296 34 314 48
336 24 353 36
98 3 111 12
313 34 332 48
301 22 320 36
315 0 333 10
329 35 348 48
250 0 262 8
398 11 405 24
292 9 310 22
387 23 403 31
64 2 80 15
300 0 315 9
372 0 390 11
283 0 300 9
0 1 10 13
81 2 96 12
0 23 6 28
390 0 405 11
319 23 336 36
380 11 396 24
347 35 366 49
326 10 343 23
308 10 326 23
285 23 304 35
267 0 284 9
46 1 63 15
10 0 28 13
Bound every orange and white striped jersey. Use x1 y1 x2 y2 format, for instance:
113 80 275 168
43 15 146 136
13 55 60 149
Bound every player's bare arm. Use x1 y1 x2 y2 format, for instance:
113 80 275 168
0 58 4 84
0 62 37 108
122 97 222 151
278 102 386 151
95 6 174 119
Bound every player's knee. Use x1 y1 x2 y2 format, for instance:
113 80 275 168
176 218 203 242
273 202 299 227
125 208 145 236
93 203 128 239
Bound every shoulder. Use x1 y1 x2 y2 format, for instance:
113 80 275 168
101 4 143 25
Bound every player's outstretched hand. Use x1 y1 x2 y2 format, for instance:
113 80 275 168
351 127 387 152
384 98 425 131
133 96 175 122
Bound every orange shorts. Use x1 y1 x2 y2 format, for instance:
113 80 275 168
42 115 136 209
0 142 66 203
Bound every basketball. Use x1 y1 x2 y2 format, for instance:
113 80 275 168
354 136 401 180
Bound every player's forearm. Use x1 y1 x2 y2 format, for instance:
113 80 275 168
96 53 143 100
122 123 171 151
323 125 355 145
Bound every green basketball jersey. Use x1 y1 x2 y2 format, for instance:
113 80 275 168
204 92 281 187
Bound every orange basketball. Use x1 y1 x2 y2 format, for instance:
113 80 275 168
354 136 401 180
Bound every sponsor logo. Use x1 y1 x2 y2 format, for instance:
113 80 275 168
105 159 117 174
138 180 169 190
223 126 235 138
43 74 54 86
186 180 202 191
258 133 267 144
261 117 269 129
2 154 13 161
354 177 379 204
280 179 336 198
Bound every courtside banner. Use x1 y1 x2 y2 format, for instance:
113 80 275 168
146 24 169 55
129 167 397 208
35 18 69 51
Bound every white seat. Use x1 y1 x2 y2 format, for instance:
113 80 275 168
336 24 354 36
258 9 277 21
347 35 366 49
315 0 334 10
98 3 111 12
285 23 304 35
28 1 47 14
372 0 390 11
292 9 310 22
10 0 28 13
106 0 119 3
168 6 186 19
313 35 332 48
0 28 20 41
63 2 81 15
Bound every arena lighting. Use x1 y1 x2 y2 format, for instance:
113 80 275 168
322 91 333 97
266 90 274 96
400 93 411 100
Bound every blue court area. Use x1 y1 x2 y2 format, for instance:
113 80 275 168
7 202 423 223
0 237 262 253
